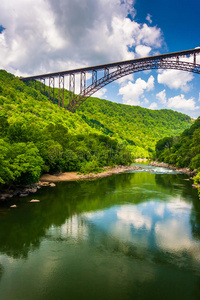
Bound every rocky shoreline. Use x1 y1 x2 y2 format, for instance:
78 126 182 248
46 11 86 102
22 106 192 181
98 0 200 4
0 165 144 202
148 161 197 176
1 163 198 203
0 181 56 201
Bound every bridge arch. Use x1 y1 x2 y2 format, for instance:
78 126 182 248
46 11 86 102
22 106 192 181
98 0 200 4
68 60 200 112
20 48 200 112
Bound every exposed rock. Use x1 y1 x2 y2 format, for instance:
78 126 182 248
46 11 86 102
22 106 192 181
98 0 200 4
10 205 17 208
38 181 50 186
192 184 200 189
30 188 38 193
149 162 169 168
135 158 149 162
49 183 56 187
148 161 196 176
19 193 29 197
29 199 40 203
1 193 13 199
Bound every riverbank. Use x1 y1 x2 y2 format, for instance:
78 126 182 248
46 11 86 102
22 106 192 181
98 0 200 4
1 163 197 202
0 165 144 201
148 161 197 176
39 165 144 182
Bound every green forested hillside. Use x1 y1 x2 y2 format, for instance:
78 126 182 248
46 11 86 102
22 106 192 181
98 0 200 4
77 97 192 157
0 70 131 186
0 70 193 187
155 117 200 170
155 117 200 189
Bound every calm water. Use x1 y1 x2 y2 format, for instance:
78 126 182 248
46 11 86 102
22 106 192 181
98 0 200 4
0 166 200 300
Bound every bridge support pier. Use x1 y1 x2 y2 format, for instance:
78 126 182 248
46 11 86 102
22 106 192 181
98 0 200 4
92 70 97 86
58 74 65 108
104 67 109 78
49 77 55 103
41 78 45 94
20 48 200 112
69 73 75 106
80 71 86 94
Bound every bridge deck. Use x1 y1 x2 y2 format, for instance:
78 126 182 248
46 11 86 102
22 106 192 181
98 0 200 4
20 48 200 81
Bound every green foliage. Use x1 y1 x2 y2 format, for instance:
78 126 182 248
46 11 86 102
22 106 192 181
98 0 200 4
77 98 192 158
193 172 200 199
0 139 14 184
80 158 101 174
0 70 193 187
0 139 43 185
194 172 200 185
155 117 200 171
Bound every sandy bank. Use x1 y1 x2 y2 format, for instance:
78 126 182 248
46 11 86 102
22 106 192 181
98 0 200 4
0 165 143 201
39 165 144 182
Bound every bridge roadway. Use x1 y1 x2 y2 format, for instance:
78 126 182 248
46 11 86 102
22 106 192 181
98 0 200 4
20 48 200 112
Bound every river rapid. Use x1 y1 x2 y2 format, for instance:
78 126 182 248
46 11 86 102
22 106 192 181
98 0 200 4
0 164 200 300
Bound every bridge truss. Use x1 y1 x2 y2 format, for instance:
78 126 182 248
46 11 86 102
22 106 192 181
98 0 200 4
20 48 200 112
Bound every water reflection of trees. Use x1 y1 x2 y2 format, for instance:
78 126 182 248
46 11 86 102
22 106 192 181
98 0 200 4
0 172 200 258
0 174 134 258
155 174 200 241
155 174 198 201
190 198 200 240
0 264 4 282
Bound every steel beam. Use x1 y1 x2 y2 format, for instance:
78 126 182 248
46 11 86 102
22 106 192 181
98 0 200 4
20 48 200 81
58 74 65 107
69 73 75 105
92 70 97 86
68 59 200 112
20 48 200 112
49 77 55 102
104 67 109 78
80 71 86 94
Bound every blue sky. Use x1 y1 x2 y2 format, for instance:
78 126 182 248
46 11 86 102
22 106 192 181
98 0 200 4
0 0 200 118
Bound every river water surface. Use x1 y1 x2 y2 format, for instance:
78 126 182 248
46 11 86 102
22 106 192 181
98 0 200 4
0 165 200 300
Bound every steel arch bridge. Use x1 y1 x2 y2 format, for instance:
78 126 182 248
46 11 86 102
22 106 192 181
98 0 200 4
20 48 200 112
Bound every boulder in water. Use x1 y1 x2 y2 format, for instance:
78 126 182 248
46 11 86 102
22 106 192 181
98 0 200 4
29 199 40 203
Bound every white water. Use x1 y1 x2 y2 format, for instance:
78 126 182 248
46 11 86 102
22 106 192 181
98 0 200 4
131 163 177 174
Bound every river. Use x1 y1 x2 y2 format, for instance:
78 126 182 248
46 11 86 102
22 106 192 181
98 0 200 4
0 165 200 300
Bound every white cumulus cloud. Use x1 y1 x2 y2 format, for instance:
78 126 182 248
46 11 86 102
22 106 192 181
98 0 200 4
156 89 167 104
146 13 152 24
135 45 151 57
149 102 158 110
157 70 194 92
117 74 134 86
0 0 163 77
93 88 107 99
118 75 154 105
167 95 199 111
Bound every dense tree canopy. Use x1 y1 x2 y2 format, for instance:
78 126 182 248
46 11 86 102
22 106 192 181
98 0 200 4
155 117 200 192
77 97 192 158
0 70 192 187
